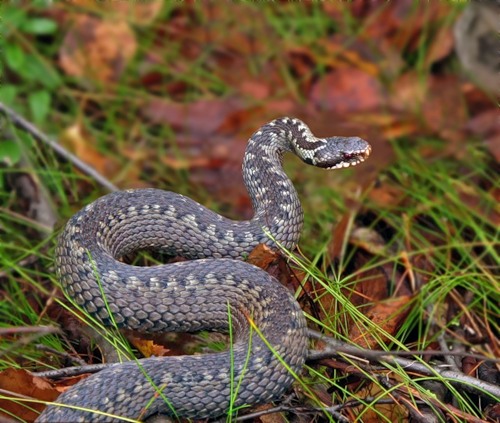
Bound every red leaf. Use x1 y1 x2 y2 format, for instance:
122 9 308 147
310 68 385 115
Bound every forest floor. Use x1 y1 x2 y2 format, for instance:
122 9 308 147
0 2 498 422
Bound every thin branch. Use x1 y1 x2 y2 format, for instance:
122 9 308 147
377 374 436 423
0 102 119 192
35 344 87 367
0 326 60 336
237 396 423 422
236 403 349 422
308 329 500 400
33 363 114 379
0 327 61 362
308 347 500 363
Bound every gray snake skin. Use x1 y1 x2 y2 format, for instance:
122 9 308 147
38 117 371 422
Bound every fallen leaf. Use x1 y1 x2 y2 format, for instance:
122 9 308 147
422 75 468 143
318 36 382 77
59 14 137 85
368 182 406 209
390 73 468 144
251 403 287 423
247 244 281 270
70 0 163 25
310 68 385 115
347 296 412 349
0 369 59 421
161 155 213 171
350 227 388 256
465 109 500 162
346 259 392 310
128 335 170 358
465 109 500 138
247 244 307 293
141 97 244 136
485 134 500 163
239 79 271 101
326 211 354 265
60 123 120 179
363 1 450 53
344 382 408 422
389 71 428 114
424 25 455 68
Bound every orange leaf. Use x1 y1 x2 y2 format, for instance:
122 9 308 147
128 335 170 358
60 123 120 179
59 14 137 85
247 244 280 270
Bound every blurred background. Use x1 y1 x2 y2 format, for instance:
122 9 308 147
2 1 497 219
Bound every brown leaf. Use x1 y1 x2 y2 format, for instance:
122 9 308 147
310 68 385 115
424 25 455 68
362 1 450 52
347 260 392 310
485 134 500 163
161 155 213 171
247 244 308 295
141 98 244 136
344 382 408 422
247 244 281 270
251 403 287 423
194 3 269 57
0 369 59 421
326 211 353 265
59 14 137 85
389 71 428 114
422 75 468 143
368 183 406 209
347 296 412 349
391 73 468 144
466 109 500 162
128 335 170 358
60 123 120 179
350 227 388 256
466 109 500 138
70 0 163 25
239 79 271 101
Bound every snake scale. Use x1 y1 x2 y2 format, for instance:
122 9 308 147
38 117 371 422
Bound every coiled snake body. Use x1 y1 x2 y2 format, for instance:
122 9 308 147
39 118 370 422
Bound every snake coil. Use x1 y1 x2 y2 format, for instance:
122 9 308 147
38 118 370 422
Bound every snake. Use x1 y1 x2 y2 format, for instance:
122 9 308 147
37 117 371 422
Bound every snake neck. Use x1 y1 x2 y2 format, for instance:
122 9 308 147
243 120 304 250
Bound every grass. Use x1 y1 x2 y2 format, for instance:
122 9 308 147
1 1 498 422
306 141 498 419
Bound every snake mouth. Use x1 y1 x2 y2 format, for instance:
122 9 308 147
322 143 372 170
346 144 372 165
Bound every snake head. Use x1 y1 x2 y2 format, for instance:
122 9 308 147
298 136 372 170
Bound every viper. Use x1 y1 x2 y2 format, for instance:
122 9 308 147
38 117 371 422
